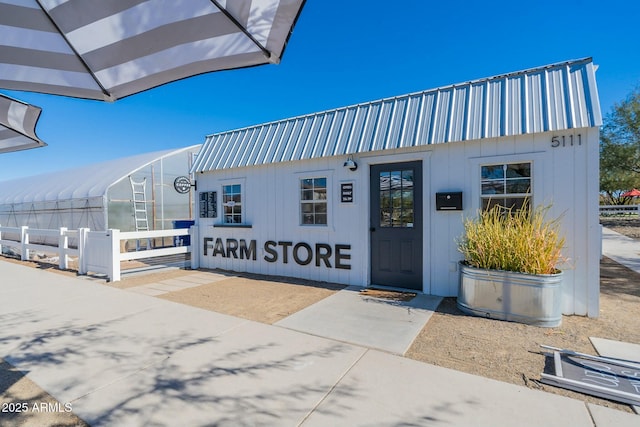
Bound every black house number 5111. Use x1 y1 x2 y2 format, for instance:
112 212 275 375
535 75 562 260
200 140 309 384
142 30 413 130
551 134 581 148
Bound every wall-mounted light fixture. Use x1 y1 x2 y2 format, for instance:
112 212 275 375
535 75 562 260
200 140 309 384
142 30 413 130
343 154 358 171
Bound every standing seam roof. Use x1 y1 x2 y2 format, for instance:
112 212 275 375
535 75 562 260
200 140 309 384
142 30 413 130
192 58 602 173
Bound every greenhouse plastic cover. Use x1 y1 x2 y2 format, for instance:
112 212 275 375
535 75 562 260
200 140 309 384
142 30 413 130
0 146 199 204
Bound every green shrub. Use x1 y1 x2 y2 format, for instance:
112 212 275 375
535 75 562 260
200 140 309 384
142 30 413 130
457 204 565 275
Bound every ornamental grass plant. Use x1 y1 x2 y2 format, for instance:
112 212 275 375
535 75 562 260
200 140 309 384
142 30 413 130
458 204 566 275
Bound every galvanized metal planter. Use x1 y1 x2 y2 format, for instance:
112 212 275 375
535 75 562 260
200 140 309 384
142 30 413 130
457 262 563 327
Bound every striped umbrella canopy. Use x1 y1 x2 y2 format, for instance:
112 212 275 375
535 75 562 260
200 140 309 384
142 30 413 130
0 0 305 153
0 93 46 153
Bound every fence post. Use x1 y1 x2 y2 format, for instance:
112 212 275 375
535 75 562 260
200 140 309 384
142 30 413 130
190 225 199 270
77 228 88 275
58 227 68 270
108 229 121 282
20 226 29 260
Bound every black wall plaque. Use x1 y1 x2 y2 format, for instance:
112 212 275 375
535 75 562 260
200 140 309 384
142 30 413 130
199 191 217 218
341 183 354 203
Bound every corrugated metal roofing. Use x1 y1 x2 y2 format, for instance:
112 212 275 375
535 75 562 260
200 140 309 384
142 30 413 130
192 58 602 173
0 145 200 204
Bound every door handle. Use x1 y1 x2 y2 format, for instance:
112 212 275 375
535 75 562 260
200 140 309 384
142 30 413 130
370 227 376 232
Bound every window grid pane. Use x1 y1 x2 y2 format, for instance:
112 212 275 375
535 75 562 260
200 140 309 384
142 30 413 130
379 169 414 228
223 184 242 223
300 178 327 225
481 162 531 212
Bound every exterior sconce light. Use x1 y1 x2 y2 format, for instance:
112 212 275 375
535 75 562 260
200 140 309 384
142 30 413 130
343 154 358 171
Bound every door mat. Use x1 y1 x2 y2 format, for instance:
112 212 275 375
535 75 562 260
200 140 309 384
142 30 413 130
360 288 417 302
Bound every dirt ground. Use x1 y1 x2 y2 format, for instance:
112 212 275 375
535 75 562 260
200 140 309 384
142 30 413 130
405 255 640 413
1 219 639 425
158 274 345 325
406 217 640 413
0 360 90 427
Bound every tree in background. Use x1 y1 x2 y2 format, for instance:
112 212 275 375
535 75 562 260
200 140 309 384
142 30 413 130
600 86 640 204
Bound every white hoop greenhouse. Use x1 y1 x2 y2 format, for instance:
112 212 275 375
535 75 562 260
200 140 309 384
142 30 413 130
0 145 200 243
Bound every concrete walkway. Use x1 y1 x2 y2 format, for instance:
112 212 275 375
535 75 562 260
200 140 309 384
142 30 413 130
602 227 640 274
0 260 638 426
276 286 441 355
124 273 442 355
125 270 232 296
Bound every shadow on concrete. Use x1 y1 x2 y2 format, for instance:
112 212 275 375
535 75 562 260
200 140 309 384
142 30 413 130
84 339 359 426
600 256 640 298
0 306 364 426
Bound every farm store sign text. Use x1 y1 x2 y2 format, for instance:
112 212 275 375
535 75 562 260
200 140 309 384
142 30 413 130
203 237 351 270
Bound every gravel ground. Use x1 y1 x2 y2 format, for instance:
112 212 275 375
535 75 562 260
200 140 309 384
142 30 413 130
405 256 640 413
600 216 640 240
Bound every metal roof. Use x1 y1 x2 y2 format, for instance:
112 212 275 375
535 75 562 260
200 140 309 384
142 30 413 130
192 58 602 173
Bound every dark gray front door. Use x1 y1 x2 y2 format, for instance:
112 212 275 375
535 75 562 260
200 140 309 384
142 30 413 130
370 161 423 290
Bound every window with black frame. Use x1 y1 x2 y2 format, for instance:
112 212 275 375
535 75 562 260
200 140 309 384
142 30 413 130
480 162 531 211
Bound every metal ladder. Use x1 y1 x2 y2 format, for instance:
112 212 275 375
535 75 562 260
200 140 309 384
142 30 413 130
129 177 150 250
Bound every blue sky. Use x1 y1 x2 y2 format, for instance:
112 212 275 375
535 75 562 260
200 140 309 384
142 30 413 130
1 0 639 181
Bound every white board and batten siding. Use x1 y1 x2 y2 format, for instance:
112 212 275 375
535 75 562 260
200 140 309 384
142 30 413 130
193 58 602 317
426 128 600 316
197 156 366 286
197 128 599 316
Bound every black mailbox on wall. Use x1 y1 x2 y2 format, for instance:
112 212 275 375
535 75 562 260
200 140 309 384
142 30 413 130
436 192 463 211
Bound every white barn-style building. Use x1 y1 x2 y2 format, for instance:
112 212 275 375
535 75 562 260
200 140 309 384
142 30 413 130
191 58 602 317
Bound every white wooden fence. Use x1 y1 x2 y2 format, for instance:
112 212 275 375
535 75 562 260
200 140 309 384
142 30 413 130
0 225 199 282
0 225 81 270
599 205 640 216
